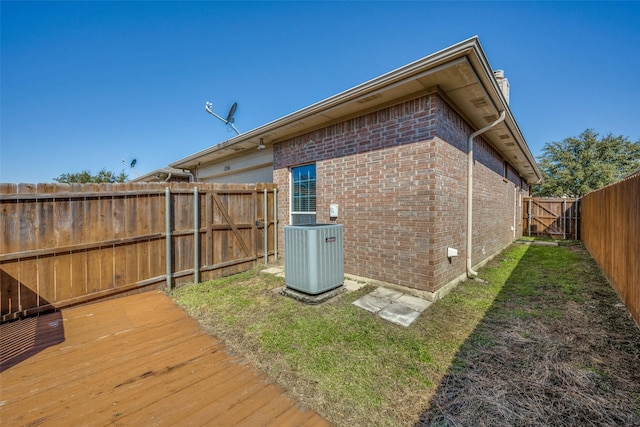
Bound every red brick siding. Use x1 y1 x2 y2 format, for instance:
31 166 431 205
274 93 527 292
428 96 521 288
273 96 436 169
429 138 467 289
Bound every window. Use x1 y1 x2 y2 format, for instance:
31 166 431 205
291 164 316 225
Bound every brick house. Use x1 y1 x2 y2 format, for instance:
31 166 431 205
171 37 542 298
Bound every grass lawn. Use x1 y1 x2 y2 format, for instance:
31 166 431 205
171 241 640 426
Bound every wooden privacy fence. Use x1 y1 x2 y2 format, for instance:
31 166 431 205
522 197 579 239
580 173 640 327
0 182 278 322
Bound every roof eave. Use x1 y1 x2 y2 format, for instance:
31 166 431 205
171 36 542 184
170 37 480 170
465 42 542 184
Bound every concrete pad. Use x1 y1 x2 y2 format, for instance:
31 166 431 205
370 287 404 301
352 294 389 313
262 267 284 275
532 241 559 246
397 294 432 312
281 286 346 304
379 303 421 327
516 240 559 246
352 286 431 327
344 279 366 292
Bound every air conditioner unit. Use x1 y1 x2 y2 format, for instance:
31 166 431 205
284 224 344 295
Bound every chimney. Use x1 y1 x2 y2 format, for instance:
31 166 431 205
493 70 510 104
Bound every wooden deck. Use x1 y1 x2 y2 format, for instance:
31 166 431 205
0 291 330 426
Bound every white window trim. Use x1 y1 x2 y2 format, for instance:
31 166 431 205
289 164 317 225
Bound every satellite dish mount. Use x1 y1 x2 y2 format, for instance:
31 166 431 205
121 158 140 177
205 101 240 135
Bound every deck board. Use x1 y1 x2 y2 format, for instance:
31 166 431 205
0 291 330 426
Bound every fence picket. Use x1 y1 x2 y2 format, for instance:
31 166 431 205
1 182 277 321
581 174 639 327
522 197 579 239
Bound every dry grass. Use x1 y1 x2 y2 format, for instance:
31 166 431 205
418 242 640 426
171 242 640 426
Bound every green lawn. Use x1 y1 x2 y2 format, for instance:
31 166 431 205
171 242 640 426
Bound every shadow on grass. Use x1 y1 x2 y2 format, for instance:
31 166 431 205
415 243 640 426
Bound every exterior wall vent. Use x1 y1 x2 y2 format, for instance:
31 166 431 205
471 97 488 108
284 224 344 295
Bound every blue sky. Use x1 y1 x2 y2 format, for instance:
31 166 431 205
2 1 639 183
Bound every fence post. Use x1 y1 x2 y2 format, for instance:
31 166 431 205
528 199 532 236
273 188 278 261
264 188 268 265
563 198 567 240
165 187 172 291
193 187 199 284
206 191 213 267
575 199 579 240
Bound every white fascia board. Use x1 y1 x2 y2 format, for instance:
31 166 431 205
171 36 541 183
466 42 542 183
170 37 479 169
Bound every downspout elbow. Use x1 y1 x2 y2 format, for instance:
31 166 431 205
467 110 506 278
181 169 195 183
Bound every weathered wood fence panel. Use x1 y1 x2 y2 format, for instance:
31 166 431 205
0 182 277 322
522 197 579 239
580 173 640 327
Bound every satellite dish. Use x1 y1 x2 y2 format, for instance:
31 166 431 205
121 158 140 177
205 100 241 135
225 102 237 124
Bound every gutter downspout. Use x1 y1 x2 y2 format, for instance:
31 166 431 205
180 169 195 182
467 110 506 277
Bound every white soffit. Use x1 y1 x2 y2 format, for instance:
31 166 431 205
171 37 541 183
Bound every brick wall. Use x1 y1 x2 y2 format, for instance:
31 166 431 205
274 92 527 293
273 95 436 169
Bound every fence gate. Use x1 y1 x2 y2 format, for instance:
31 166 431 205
523 197 579 239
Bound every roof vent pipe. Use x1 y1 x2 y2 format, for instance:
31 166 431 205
467 110 506 277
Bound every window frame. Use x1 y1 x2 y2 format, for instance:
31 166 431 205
290 163 317 225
